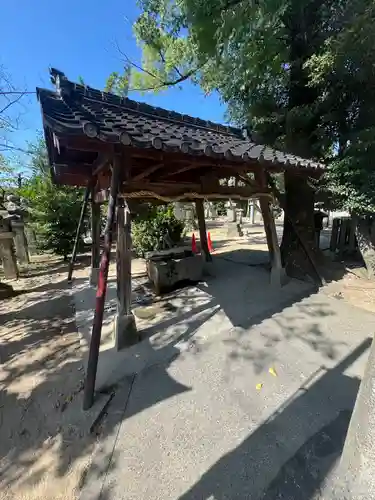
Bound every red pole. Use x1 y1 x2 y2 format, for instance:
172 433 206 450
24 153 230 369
191 233 197 254
83 158 121 410
207 231 213 253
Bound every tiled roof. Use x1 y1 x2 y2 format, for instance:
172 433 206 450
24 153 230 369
37 69 323 170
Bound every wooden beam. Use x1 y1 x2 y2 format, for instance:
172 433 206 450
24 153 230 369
119 182 269 198
254 169 285 287
83 156 121 410
164 163 202 177
131 162 164 181
95 185 270 203
92 153 111 176
233 173 258 190
114 199 138 350
57 135 113 153
195 199 212 262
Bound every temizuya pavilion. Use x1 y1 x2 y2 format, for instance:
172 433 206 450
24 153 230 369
37 69 323 408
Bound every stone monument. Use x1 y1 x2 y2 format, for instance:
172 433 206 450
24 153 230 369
0 194 18 279
226 200 243 237
6 195 30 264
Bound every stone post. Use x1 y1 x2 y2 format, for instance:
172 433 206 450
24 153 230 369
11 221 30 264
226 200 236 222
174 202 184 221
0 222 18 279
249 200 255 224
25 226 38 255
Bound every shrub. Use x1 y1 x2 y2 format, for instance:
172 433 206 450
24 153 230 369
20 176 86 260
132 204 185 256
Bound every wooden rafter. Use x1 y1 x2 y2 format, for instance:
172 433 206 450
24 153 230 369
92 153 111 176
164 163 203 178
131 162 164 181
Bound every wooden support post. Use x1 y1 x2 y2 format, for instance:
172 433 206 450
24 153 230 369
90 188 101 286
195 199 212 262
114 199 138 351
83 158 121 411
68 184 91 282
255 170 286 287
338 218 349 259
330 218 339 252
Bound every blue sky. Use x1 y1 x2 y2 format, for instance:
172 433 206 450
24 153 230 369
1 0 226 159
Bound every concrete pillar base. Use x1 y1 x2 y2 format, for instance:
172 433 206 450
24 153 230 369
203 260 216 277
89 268 99 287
270 265 288 288
113 313 139 351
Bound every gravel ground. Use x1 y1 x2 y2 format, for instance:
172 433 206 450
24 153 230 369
0 255 100 500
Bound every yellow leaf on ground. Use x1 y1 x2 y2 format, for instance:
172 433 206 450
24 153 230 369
269 367 277 377
256 383 263 391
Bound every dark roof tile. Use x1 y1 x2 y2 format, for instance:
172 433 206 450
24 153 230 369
37 70 324 170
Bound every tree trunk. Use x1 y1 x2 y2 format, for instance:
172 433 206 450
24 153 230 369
280 2 322 282
280 172 317 280
355 216 375 279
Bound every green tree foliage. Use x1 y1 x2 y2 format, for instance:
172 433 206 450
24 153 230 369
131 0 353 156
132 203 185 256
19 139 86 259
126 0 375 278
305 0 375 215
0 154 17 191
132 0 375 214
105 65 131 96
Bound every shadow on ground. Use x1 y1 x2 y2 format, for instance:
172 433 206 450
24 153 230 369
0 265 190 497
72 247 350 387
0 244 360 497
178 339 371 500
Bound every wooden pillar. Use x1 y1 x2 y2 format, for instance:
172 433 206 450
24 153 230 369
255 169 286 287
90 189 101 286
83 158 121 410
195 199 212 262
330 218 339 252
68 184 91 282
114 199 138 351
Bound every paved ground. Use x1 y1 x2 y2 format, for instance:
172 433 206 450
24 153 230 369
1 222 372 500
76 251 375 499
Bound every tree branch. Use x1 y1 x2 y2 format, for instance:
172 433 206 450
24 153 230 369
0 143 32 154
0 91 36 95
0 92 25 115
114 39 203 92
115 40 164 83
128 66 200 92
